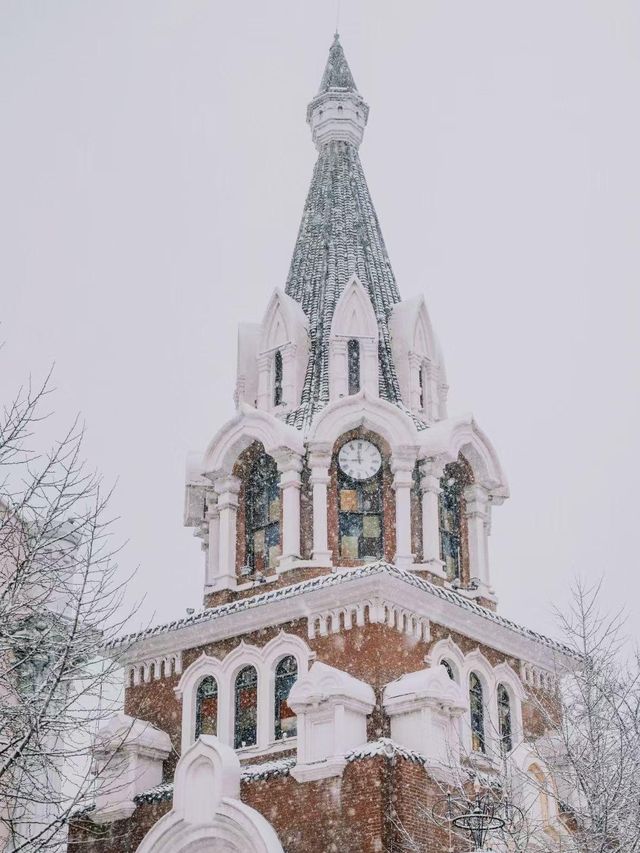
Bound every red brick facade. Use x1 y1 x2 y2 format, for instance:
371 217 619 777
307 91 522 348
70 753 467 853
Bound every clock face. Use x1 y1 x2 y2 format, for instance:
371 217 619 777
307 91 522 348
338 440 382 481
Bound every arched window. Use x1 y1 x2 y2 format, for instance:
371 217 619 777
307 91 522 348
347 339 360 394
195 675 218 739
469 672 485 753
419 363 425 410
497 683 513 753
274 656 298 740
338 441 383 561
246 452 280 572
274 350 283 406
234 665 258 749
440 659 455 680
439 460 471 582
528 764 550 826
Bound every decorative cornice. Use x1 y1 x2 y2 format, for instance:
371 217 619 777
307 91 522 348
107 564 575 676
308 599 430 643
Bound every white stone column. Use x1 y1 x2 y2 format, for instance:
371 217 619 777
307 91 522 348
309 446 332 565
464 483 491 592
329 340 348 399
361 338 378 396
281 342 297 410
391 451 416 571
214 475 241 589
256 353 271 411
205 490 220 589
425 361 438 423
419 458 446 577
274 449 303 567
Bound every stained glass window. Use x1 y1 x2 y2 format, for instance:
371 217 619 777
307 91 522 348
439 466 463 581
469 672 485 753
195 676 218 739
347 339 360 395
274 350 283 406
274 655 298 740
234 665 258 749
498 683 513 753
246 452 280 572
338 461 383 561
440 659 455 680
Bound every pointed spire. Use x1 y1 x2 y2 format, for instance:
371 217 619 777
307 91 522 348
318 33 357 93
307 35 369 150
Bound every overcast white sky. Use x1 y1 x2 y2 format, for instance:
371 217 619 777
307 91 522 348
1 1 639 641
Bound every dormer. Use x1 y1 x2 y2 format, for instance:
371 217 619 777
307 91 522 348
390 296 447 422
328 275 379 401
256 289 309 414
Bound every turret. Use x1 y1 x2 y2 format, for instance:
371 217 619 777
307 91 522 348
306 33 369 150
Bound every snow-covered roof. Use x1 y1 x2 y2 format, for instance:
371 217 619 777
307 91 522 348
133 737 500 806
106 562 573 658
283 39 402 431
318 33 358 93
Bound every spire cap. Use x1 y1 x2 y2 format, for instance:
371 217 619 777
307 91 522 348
307 35 369 151
318 33 358 94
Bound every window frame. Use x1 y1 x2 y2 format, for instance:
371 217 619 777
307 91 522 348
234 664 259 750
469 671 486 754
195 675 219 739
273 349 283 406
274 655 298 741
497 682 513 753
347 338 361 395
245 451 281 573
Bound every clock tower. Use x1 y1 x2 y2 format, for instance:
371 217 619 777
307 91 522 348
72 34 574 853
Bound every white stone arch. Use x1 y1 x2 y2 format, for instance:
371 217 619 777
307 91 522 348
308 391 418 451
420 414 508 497
175 654 224 751
329 275 379 398
257 289 309 412
462 649 495 757
262 632 313 745
175 635 312 756
426 637 466 684
513 752 566 843
419 415 508 594
202 405 304 477
136 736 284 853
493 662 526 751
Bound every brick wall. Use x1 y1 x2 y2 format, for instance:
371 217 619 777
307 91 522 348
68 755 475 853
124 617 550 765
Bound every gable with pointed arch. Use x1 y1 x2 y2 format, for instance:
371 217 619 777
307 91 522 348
328 275 379 398
135 736 284 853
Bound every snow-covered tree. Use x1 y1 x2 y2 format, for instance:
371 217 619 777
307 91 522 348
389 583 640 852
0 371 134 851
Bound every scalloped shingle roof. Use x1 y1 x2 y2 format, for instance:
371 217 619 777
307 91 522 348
284 41 403 431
